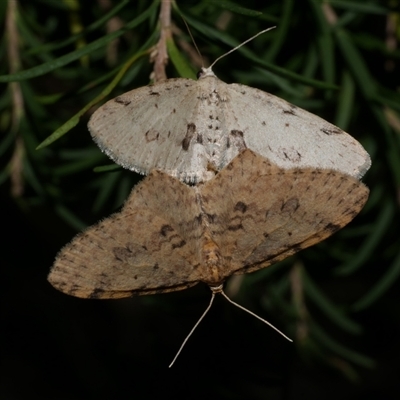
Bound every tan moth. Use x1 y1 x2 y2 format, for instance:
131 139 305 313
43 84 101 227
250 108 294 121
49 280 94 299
48 149 369 366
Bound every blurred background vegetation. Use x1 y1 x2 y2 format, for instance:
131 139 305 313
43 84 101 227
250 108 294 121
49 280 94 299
1 0 400 399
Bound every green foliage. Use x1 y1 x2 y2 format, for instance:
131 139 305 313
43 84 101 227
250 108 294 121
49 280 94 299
2 0 400 392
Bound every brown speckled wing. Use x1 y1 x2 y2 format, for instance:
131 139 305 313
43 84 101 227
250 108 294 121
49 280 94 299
48 150 369 299
200 150 369 280
48 171 203 299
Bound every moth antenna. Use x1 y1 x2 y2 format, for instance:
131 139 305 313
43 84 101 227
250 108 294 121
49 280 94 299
220 289 293 342
181 16 204 68
209 26 276 70
168 289 217 368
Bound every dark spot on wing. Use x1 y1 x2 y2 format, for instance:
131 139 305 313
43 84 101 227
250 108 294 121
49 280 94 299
205 213 217 223
115 97 131 106
321 128 342 135
324 223 341 233
145 130 160 143
281 197 300 213
234 201 247 213
231 129 243 137
172 240 186 249
182 123 196 151
194 214 203 225
283 105 297 116
291 244 303 254
112 245 135 261
229 130 247 151
228 223 243 231
88 288 106 299
160 225 174 236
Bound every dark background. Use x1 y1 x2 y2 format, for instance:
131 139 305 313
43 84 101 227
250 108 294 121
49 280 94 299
2 1 400 399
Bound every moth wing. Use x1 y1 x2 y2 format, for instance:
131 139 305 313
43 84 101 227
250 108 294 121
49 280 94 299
88 78 213 183
201 149 369 279
220 83 371 179
48 171 203 299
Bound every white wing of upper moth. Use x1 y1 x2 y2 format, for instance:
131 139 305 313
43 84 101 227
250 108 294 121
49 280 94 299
88 29 370 183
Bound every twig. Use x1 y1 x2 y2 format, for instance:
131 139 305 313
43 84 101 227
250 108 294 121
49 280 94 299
152 0 172 81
